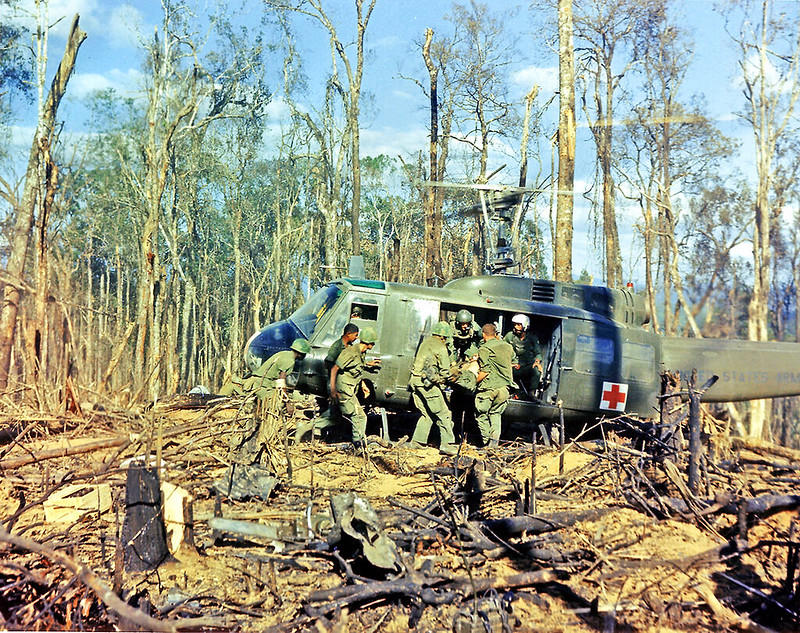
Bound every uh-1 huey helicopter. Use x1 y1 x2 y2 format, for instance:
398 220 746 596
243 184 800 430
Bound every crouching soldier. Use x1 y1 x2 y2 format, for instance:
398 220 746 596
220 338 310 405
408 321 458 456
330 327 381 453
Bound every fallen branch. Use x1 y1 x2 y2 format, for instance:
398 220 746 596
0 524 228 631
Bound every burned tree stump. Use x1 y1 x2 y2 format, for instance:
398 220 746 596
659 370 683 453
122 461 169 572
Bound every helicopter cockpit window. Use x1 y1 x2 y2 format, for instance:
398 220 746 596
350 300 378 321
288 284 342 339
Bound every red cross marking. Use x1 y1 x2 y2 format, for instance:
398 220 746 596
600 382 628 411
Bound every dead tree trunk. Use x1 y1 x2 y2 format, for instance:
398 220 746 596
422 28 443 286
0 15 86 393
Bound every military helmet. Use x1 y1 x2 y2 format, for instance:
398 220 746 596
432 321 452 338
511 314 530 329
455 309 473 325
290 338 311 354
359 327 378 344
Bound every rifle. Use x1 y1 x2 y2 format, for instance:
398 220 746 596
535 340 559 399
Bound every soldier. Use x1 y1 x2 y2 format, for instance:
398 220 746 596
504 314 543 397
408 321 458 456
324 323 360 378
474 323 514 448
297 324 359 442
448 309 482 435
450 309 482 363
330 326 381 452
220 338 310 403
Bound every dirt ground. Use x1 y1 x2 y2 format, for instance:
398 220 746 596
1 396 799 632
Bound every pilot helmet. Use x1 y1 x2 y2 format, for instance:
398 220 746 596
511 314 530 330
455 309 473 325
432 321 452 338
351 306 363 317
290 338 311 354
359 327 378 344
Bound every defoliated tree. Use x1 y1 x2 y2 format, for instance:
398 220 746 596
729 0 800 437
266 0 376 259
0 11 86 393
555 0 575 282
574 0 648 288
619 0 733 336
132 1 269 398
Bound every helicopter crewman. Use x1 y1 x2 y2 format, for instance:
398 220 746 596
220 338 311 403
296 323 360 442
408 321 458 456
504 314 543 398
330 327 381 453
474 323 514 448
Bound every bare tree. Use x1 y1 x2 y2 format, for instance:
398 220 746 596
267 0 376 258
554 0 575 282
732 0 800 437
0 13 85 393
574 0 648 288
422 28 444 285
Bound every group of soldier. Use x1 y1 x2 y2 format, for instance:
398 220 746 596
406 310 542 454
220 308 543 456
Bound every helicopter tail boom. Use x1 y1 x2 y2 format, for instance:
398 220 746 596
661 337 800 402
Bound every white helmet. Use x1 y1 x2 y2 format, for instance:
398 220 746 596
511 314 530 329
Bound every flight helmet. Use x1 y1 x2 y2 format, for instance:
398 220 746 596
511 314 530 330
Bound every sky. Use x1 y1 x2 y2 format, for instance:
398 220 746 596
3 0 767 284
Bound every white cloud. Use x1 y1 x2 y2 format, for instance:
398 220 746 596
264 97 291 122
69 72 113 98
512 65 558 96
13 0 101 38
361 125 427 157
107 4 145 49
69 68 144 99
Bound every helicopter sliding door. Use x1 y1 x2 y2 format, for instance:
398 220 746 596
374 295 440 408
558 318 660 419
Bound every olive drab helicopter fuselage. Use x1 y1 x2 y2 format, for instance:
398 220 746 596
243 272 800 427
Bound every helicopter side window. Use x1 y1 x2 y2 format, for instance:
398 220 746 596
574 334 615 375
622 342 655 382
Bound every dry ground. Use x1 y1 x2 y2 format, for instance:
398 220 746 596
1 396 799 632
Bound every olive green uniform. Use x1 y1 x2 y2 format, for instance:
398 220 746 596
475 337 514 445
409 336 456 449
503 331 543 395
449 321 481 363
324 337 347 376
220 350 296 402
309 337 350 436
335 344 371 442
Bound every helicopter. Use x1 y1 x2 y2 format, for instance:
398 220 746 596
242 187 800 428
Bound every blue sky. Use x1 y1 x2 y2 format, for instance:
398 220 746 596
3 0 774 283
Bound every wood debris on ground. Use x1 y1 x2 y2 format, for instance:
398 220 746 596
0 384 799 632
